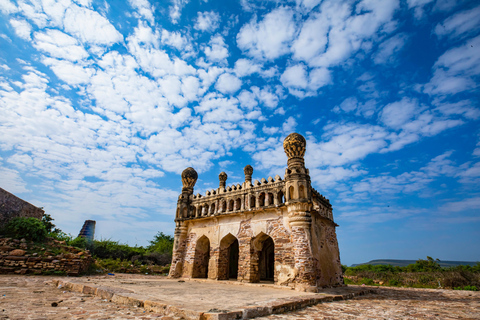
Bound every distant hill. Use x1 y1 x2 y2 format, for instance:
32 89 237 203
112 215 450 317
351 259 479 268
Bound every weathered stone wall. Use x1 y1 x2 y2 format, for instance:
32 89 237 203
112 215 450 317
0 188 44 227
311 213 343 287
0 238 92 276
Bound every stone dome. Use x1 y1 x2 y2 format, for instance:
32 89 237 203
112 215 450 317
181 167 198 188
283 133 306 158
219 171 228 182
244 165 253 176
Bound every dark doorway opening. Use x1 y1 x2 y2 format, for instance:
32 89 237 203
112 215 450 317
228 239 239 279
192 236 210 278
259 236 274 281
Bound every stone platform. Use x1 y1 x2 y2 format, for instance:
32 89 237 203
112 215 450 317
53 274 373 319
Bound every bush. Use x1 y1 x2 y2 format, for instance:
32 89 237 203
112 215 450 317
388 278 401 286
454 285 478 291
4 217 47 242
148 232 174 255
361 277 374 285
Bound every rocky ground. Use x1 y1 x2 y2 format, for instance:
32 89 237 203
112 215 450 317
0 275 479 319
258 286 480 320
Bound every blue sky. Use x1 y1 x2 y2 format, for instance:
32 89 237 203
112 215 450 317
0 0 479 266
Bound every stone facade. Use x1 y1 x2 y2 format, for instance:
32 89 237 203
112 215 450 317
169 133 343 292
0 187 44 227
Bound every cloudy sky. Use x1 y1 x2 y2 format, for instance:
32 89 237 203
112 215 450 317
0 0 479 265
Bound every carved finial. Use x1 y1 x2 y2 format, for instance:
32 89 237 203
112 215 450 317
219 172 227 189
244 165 253 184
181 167 197 194
283 133 306 168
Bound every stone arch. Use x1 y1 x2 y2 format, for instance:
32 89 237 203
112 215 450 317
235 198 241 211
182 207 188 218
299 185 305 198
203 204 209 216
289 186 295 200
192 235 210 278
267 192 274 206
210 203 216 215
251 232 275 282
258 192 265 207
277 190 284 204
228 199 234 212
217 233 239 280
249 195 256 208
192 206 197 217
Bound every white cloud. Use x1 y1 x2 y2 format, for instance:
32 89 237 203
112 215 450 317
9 19 31 40
161 29 193 54
434 100 480 120
297 0 400 68
424 35 480 96
63 4 123 46
0 167 29 193
307 123 389 167
234 58 262 77
0 0 18 14
204 34 229 63
440 196 480 213
282 116 297 133
281 64 308 89
215 73 242 94
237 7 296 60
194 11 220 32
33 29 89 61
291 11 329 63
373 33 408 65
295 0 322 13
406 0 434 19
380 97 419 129
237 90 258 109
435 6 480 39
128 0 155 24
280 64 331 97
42 58 93 85
169 0 189 24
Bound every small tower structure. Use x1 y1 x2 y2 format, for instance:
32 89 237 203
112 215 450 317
169 133 343 291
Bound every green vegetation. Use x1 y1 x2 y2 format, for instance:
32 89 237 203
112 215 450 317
454 285 478 291
3 217 47 242
343 257 480 289
1 214 174 275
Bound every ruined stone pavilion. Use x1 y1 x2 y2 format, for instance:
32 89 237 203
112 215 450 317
169 133 343 291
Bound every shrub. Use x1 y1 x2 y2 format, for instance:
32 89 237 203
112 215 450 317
148 232 174 255
388 278 401 286
361 277 374 285
4 217 47 242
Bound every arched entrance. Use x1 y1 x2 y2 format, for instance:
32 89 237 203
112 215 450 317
192 235 210 278
252 233 275 282
259 237 274 281
218 234 239 280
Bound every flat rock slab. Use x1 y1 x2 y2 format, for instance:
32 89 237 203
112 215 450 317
53 274 373 319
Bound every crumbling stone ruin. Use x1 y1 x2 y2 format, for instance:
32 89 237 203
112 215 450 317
0 187 44 227
0 237 93 275
78 220 96 240
169 133 343 292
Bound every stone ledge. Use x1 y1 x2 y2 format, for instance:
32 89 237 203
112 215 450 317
51 279 375 320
